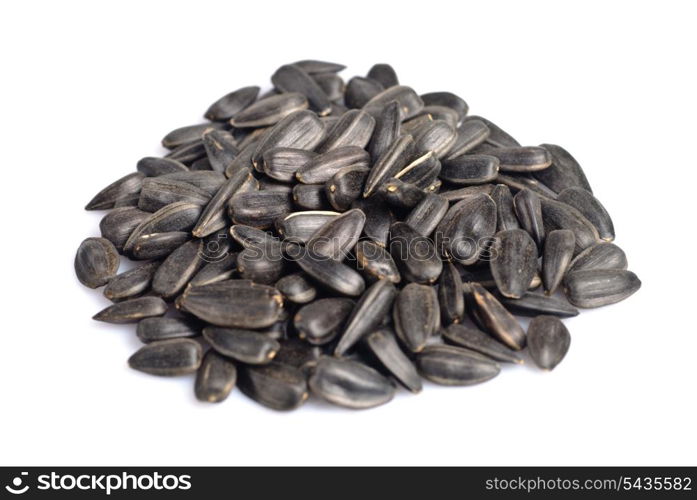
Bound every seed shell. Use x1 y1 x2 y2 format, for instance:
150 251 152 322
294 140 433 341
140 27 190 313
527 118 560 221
542 229 576 295
416 344 501 386
469 283 526 350
527 316 571 370
204 85 260 122
204 327 280 364
564 269 641 308
75 237 120 288
557 187 615 241
128 339 202 376
355 239 401 283
534 144 592 194
151 239 205 298
490 229 538 299
389 221 443 283
85 172 145 210
365 328 421 393
393 283 440 352
271 64 332 116
93 296 168 323
232 92 309 128
238 362 309 411
136 317 200 343
195 350 238 403
104 261 160 302
443 324 523 364
438 261 465 325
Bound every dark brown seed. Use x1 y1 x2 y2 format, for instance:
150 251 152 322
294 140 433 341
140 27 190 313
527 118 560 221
364 134 418 197
393 283 440 352
290 244 365 297
93 296 168 323
138 177 211 212
75 237 120 288
420 91 469 121
344 76 384 109
540 197 599 254
232 92 309 128
271 64 332 116
161 123 224 149
316 109 376 153
365 328 421 393
416 344 500 386
192 167 251 238
542 229 575 295
382 177 427 209
178 280 284 329
405 193 449 237
440 154 499 185
334 279 397 356
557 187 614 241
128 339 202 376
131 231 190 260
312 73 345 101
292 59 346 74
204 85 260 122
262 147 316 182
438 261 465 325
487 146 552 172
368 100 401 161
367 63 399 88
567 242 628 274
104 261 160 302
527 316 571 370
202 129 239 173
99 207 150 251
462 115 520 148
308 357 395 409
229 190 292 229
294 298 355 345
237 247 285 285
534 144 592 194
237 362 308 411
151 239 204 298
443 324 523 364
136 317 199 343
325 165 369 211
136 157 189 177
161 171 226 196
195 350 237 402
85 172 145 210
444 119 491 159
275 273 317 304
296 145 370 184
389 222 443 283
275 211 340 243
305 208 365 260
292 183 329 210
412 120 457 158
165 140 207 164
514 188 546 248
469 283 526 350
355 239 401 283
189 252 239 288
490 184 520 231
490 229 538 299
203 327 280 364
564 269 641 308
498 292 579 318
363 85 424 119
251 110 325 169
351 194 394 246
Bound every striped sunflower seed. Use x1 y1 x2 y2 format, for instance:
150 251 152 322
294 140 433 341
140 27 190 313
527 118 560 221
75 237 120 288
527 315 571 371
128 339 202 376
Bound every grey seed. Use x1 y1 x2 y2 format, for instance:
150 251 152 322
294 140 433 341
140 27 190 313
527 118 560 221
514 188 546 248
542 229 575 295
232 92 309 128
395 152 441 189
161 123 225 149
136 317 199 343
496 173 558 200
402 114 434 135
351 194 394 246
534 144 592 194
487 146 552 172
189 251 239 287
203 327 280 364
275 273 317 304
367 63 399 88
161 171 226 196
364 134 417 197
271 64 332 116
416 344 500 386
290 243 365 297
312 73 345 101
137 177 211 213
490 229 538 299
491 184 520 231
292 183 329 210
104 261 160 302
443 324 523 364
131 231 190 260
469 283 526 350
292 59 346 74
405 193 449 237
368 101 401 161
258 178 293 193
178 279 284 329
275 211 340 243
128 339 202 376
195 351 237 403
190 157 213 171
438 261 465 325
238 362 309 411
251 110 326 169
412 120 458 158
565 269 640 308
316 109 376 153
557 187 615 241
294 297 355 345
228 136 261 175
204 85 260 122
229 190 292 229
462 115 520 148
344 76 384 109
75 237 120 288
164 140 207 164
444 119 491 159
237 247 285 285
93 296 168 323
434 193 497 265
355 239 401 284
567 242 628 275
527 315 571 370
202 129 239 173
192 167 251 238
325 165 369 211
540 197 600 254
335 279 397 356
363 85 424 120
262 147 316 182
308 357 395 409
274 338 322 369
85 172 145 210
393 283 440 352
365 328 421 393
306 208 366 260
237 127 269 153
440 154 499 185
136 157 189 177
99 207 150 251
498 292 579 318
382 177 427 209
415 105 459 128
389 221 443 283
152 239 205 298
296 145 370 184
439 184 495 202
420 91 469 121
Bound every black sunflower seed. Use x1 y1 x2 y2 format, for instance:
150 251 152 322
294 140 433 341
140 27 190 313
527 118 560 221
567 242 628 274
271 64 332 116
362 85 424 120
316 109 376 153
513 188 545 248
412 120 458 158
161 171 225 196
491 184 520 231
498 292 579 318
415 105 459 127
367 63 399 88
539 197 599 254
404 193 449 237
355 239 401 284
438 261 465 325
251 110 325 169
85 172 145 210
534 144 592 194
238 362 309 411
462 115 519 148
296 145 370 184
75 237 120 288
527 315 571 371
389 221 443 284
128 339 202 376
292 183 329 210
275 211 340 243
237 246 285 285
468 283 526 350
490 229 538 299
305 208 365 260
394 151 441 189
231 92 309 128
229 190 292 229
363 134 417 197
192 167 252 238
564 269 641 308
444 119 491 159
104 261 160 302
137 177 211 213
393 283 440 352
351 194 394 246
93 296 168 323
161 123 224 149
99 207 150 252
292 60 346 74
203 326 280 364
367 101 401 161
416 345 500 386
420 91 469 121
131 231 190 260
442 324 523 364
294 297 355 345
262 147 316 183
344 77 384 109
440 154 499 185
365 328 421 393
188 252 239 288
204 85 260 122
290 243 365 297
312 73 345 101
542 229 575 295
382 177 427 209
151 239 205 298
325 165 370 211
557 187 615 241
136 317 200 343
275 273 317 304
136 157 189 177
195 350 238 403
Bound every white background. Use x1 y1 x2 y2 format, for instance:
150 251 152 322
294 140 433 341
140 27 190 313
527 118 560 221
1 0 695 466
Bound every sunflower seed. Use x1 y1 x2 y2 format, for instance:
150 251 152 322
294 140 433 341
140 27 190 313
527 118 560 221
564 269 641 308
434 193 496 265
557 187 614 241
542 229 575 294
438 261 465 325
98 207 150 251
289 243 365 297
261 147 315 182
128 339 202 376
344 77 384 109
441 154 499 185
237 246 285 284
402 114 433 135
138 177 211 213
275 273 316 304
189 252 239 287
195 350 237 402
444 120 491 160
251 110 325 169
136 317 199 343
204 85 260 122
365 328 421 393
412 120 457 158
312 73 345 101
136 157 189 177
238 362 308 411
75 237 120 288
229 190 292 229
513 188 545 248
487 184 518 232
85 172 145 210
294 297 355 345
161 123 224 149
490 229 538 299
367 63 398 88
463 115 520 148
165 140 207 164
539 197 599 254
229 224 279 249
305 208 365 260
271 64 332 116
389 221 443 283
292 183 329 210
275 211 340 243
405 193 448 237
355 239 401 284
534 144 592 194
442 324 523 364
415 105 459 128
393 283 440 352
93 296 168 323
104 261 160 302
308 356 395 409
231 92 309 128
203 326 280 364
496 173 558 200
325 165 369 211
192 167 251 238
367 101 401 161
364 134 417 197
351 194 394 246
150 239 204 298
416 344 500 386
499 292 579 318
487 146 552 173
292 59 346 74
363 85 424 119
382 177 427 208
131 231 190 260
191 157 213 171
420 91 469 121
527 316 571 370
274 338 321 369
297 145 370 184
567 242 628 275
468 283 526 350
161 171 226 196
316 109 376 153
202 129 239 173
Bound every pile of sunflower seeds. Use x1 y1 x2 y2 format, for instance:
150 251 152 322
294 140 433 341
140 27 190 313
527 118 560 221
75 61 641 410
